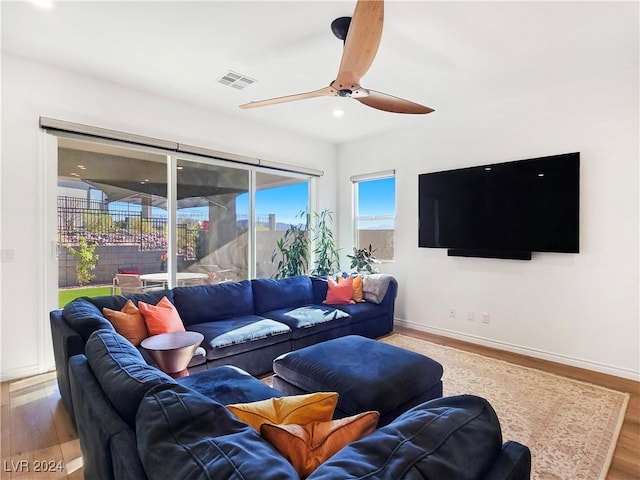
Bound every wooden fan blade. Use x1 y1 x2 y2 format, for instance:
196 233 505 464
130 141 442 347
239 86 336 109
333 0 384 89
355 89 434 114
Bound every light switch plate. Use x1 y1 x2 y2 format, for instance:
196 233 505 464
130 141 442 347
0 249 16 262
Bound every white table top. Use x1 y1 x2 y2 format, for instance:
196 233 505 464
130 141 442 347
140 331 204 351
140 272 209 282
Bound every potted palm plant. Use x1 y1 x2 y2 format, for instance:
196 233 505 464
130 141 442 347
271 209 342 279
310 209 340 276
271 211 309 279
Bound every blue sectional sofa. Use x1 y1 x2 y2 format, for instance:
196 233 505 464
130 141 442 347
50 274 398 422
72 329 532 480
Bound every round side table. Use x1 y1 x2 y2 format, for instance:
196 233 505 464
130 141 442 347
141 331 204 378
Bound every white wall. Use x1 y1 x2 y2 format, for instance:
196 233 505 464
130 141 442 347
338 67 640 380
0 53 337 380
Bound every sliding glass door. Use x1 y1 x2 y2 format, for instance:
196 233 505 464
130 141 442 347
254 171 310 278
174 158 249 284
57 137 170 305
53 136 312 306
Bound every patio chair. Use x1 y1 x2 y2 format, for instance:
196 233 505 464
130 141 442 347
117 267 141 275
113 274 162 295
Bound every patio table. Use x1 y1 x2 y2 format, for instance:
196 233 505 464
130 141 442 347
140 272 209 289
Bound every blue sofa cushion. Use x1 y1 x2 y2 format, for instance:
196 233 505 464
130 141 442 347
308 395 503 480
310 276 330 304
187 316 291 359
263 306 351 340
172 280 255 326
63 299 114 342
177 365 283 405
273 335 443 417
136 383 300 479
85 329 175 427
86 290 173 313
252 275 314 314
332 302 387 323
83 290 173 312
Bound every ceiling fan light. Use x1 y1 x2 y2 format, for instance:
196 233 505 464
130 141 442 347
332 108 345 118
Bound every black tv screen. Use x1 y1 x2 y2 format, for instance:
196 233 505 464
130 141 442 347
418 152 580 259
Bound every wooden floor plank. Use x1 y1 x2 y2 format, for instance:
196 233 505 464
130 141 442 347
48 391 83 479
8 376 67 480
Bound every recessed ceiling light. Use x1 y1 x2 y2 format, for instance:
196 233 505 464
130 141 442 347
484 167 492 171
77 165 86 170
177 166 184 170
538 173 545 177
332 108 344 118
30 0 53 9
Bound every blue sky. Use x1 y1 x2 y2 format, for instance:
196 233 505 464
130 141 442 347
358 177 395 217
237 183 308 225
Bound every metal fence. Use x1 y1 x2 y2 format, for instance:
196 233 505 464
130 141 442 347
57 196 201 259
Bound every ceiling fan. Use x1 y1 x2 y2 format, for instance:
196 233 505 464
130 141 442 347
239 0 434 115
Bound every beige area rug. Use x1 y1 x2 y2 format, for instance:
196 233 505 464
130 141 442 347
381 334 629 480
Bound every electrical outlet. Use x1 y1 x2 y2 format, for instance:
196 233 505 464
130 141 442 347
449 308 456 318
482 312 490 324
467 311 474 322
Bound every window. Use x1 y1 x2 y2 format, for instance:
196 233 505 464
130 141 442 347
54 134 315 305
352 171 395 261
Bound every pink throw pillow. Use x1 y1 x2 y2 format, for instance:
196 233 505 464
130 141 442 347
323 276 355 305
138 296 185 336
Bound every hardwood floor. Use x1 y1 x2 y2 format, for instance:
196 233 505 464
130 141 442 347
1 328 638 479
0 372 83 479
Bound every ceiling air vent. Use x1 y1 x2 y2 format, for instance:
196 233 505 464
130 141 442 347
217 71 256 90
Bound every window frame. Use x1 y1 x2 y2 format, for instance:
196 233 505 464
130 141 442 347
351 170 396 262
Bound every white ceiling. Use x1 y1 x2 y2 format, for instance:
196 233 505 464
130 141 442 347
2 1 637 144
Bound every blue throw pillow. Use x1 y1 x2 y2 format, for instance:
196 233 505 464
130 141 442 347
85 330 175 427
136 383 299 479
308 395 503 480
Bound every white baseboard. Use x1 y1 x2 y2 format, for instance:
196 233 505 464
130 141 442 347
1 364 42 382
395 319 640 382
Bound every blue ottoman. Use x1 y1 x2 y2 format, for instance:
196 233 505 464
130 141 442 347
272 335 444 426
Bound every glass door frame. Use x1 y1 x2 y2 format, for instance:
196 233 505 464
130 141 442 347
46 131 317 296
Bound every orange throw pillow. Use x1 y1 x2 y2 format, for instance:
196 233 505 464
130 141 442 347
138 296 185 336
261 411 379 478
323 276 355 305
102 300 148 346
338 275 364 303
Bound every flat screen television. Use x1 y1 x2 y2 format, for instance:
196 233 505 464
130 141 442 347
418 152 580 260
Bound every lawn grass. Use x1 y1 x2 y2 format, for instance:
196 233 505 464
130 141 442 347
59 286 113 308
